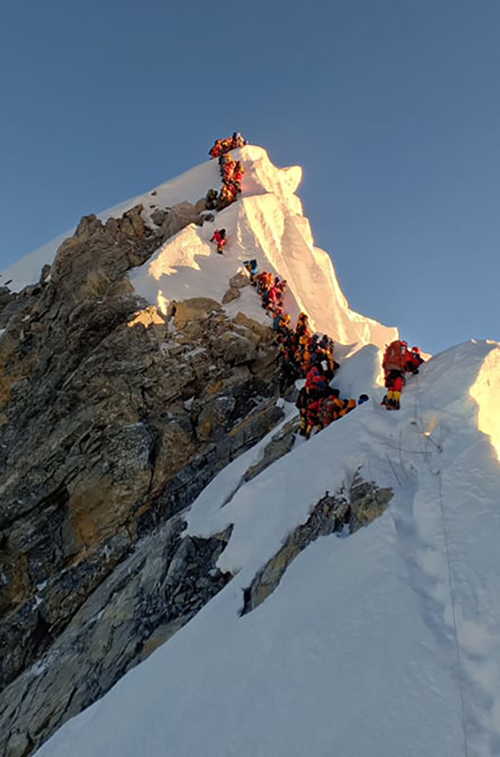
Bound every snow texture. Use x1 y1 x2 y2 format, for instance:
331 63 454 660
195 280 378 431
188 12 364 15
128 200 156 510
36 339 500 757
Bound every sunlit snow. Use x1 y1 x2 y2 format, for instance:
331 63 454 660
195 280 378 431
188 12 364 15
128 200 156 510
36 340 500 757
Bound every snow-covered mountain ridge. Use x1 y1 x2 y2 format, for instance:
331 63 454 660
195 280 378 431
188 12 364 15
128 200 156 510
36 338 500 757
1 141 499 757
1 145 396 352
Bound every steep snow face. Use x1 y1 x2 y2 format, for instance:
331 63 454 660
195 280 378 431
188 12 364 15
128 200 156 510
36 340 500 757
130 145 397 349
1 146 396 351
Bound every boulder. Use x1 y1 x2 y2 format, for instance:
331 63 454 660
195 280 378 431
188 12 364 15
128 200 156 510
222 287 240 304
150 208 169 227
229 271 250 289
233 311 273 342
212 331 257 365
158 201 202 241
173 298 221 329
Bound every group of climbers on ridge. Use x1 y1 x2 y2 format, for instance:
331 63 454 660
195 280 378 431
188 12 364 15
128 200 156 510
206 132 247 216
209 132 247 159
206 136 426 419
243 258 361 439
382 341 424 410
217 153 244 210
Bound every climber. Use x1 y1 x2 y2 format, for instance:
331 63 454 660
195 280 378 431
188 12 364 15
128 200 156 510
296 313 312 345
383 340 408 376
222 155 235 181
305 393 324 439
296 386 310 437
272 308 284 330
205 188 218 210
255 272 269 296
300 340 313 372
216 183 237 211
305 365 329 396
384 370 404 410
278 313 291 331
320 389 344 428
230 161 244 189
406 346 424 375
210 228 226 254
339 398 357 418
243 259 258 283
266 284 281 312
231 132 247 149
209 140 222 159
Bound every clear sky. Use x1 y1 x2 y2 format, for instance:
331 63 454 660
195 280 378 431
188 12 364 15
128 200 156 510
1 0 499 353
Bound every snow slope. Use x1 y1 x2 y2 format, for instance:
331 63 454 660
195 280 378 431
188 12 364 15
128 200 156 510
37 339 500 757
1 146 397 351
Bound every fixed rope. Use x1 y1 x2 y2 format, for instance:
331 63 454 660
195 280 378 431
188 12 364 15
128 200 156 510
411 376 469 757
434 462 470 757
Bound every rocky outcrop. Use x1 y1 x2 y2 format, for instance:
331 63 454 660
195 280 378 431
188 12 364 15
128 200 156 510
1 517 233 757
149 200 204 240
243 417 299 483
0 203 283 755
241 476 393 615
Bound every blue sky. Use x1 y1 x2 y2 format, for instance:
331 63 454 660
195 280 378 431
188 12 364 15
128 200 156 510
1 0 499 353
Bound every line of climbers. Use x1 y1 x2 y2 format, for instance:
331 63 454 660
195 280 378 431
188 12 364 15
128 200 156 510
206 132 247 213
242 259 364 439
205 135 426 420
382 340 424 410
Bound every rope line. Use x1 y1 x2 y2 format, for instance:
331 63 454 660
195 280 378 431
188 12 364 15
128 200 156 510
435 466 470 757
411 376 469 757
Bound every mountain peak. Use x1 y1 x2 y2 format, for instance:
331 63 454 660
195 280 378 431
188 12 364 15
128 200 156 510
1 144 396 353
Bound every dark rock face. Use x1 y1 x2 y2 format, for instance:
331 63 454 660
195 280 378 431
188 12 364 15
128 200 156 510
0 203 283 755
240 476 393 615
1 518 233 757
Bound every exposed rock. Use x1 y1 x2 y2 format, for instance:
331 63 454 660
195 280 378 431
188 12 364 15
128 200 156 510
39 265 51 284
156 201 202 242
0 200 284 754
172 297 221 330
222 286 240 304
243 417 299 482
233 311 272 342
150 208 169 227
212 331 257 365
241 477 393 615
0 518 233 757
229 271 250 289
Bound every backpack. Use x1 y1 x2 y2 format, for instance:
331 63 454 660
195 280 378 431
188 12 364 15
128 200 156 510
383 341 407 372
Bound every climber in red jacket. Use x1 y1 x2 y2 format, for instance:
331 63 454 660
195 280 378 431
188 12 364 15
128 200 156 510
384 371 404 410
406 346 424 375
382 340 408 376
210 228 226 254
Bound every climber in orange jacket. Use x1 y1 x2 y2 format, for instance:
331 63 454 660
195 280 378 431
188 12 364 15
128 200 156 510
210 228 226 254
217 183 237 210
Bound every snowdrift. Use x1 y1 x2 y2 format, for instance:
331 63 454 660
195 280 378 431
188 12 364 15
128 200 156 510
36 339 500 757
